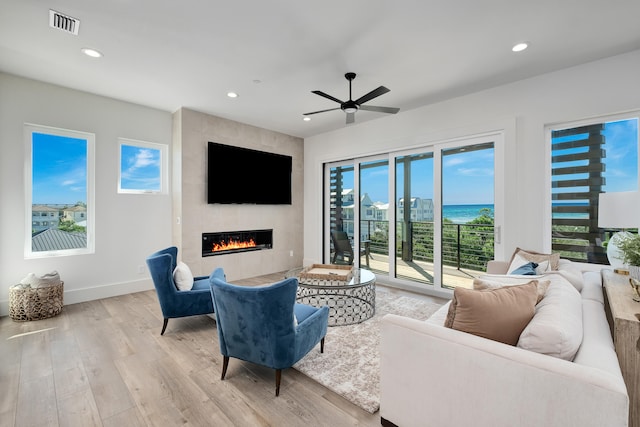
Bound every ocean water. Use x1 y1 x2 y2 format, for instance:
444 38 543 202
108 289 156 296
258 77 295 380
442 204 493 223
442 203 589 223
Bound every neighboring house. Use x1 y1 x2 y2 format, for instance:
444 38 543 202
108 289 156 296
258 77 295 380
62 205 86 223
373 202 389 221
31 205 60 232
398 197 434 222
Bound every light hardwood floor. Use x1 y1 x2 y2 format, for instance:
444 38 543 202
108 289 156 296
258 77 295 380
1 271 438 427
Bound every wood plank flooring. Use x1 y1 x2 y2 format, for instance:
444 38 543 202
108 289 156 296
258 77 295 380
0 271 440 427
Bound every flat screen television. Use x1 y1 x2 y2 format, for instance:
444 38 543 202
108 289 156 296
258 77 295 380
207 142 292 204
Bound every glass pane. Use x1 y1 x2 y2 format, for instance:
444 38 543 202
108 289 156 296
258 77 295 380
441 142 495 288
32 132 88 252
551 118 638 263
328 164 355 265
360 159 389 272
120 143 162 192
395 152 434 285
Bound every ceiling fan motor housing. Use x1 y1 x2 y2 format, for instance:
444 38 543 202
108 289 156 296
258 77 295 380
342 100 359 113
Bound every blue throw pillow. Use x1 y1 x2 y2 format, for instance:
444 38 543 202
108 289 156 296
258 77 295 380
510 261 539 275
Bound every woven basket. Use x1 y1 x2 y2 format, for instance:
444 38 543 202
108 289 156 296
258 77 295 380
9 281 64 321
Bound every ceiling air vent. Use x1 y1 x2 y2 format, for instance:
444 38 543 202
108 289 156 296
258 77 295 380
49 10 80 35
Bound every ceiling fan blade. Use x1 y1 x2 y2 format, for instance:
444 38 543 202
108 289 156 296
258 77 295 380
346 112 355 124
359 105 400 114
355 86 390 105
312 90 344 104
303 107 341 116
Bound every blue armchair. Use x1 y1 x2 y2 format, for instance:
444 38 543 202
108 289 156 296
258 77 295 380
209 268 329 396
145 246 216 335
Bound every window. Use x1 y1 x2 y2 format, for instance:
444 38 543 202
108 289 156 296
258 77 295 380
549 114 639 263
118 138 167 194
25 124 95 257
324 132 503 292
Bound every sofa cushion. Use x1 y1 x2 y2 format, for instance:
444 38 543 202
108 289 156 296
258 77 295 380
580 271 603 302
473 278 550 304
573 299 623 378
444 282 538 345
426 301 450 325
517 276 583 360
508 247 560 272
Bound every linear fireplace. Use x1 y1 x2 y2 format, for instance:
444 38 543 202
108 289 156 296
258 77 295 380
202 229 273 257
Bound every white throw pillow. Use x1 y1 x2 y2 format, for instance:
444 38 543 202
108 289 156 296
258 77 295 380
517 277 583 361
173 261 194 291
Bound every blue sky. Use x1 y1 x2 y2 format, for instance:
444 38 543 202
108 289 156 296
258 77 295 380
32 134 162 204
600 119 638 192
120 144 161 191
32 132 87 204
359 147 495 205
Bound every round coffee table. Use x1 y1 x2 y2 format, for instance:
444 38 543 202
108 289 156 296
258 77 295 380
286 267 376 326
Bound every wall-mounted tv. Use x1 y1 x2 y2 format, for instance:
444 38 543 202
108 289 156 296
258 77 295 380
207 142 292 204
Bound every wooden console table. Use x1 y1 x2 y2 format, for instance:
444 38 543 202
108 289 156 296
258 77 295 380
602 269 640 427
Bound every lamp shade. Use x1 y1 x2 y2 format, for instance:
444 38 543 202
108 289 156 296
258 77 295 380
598 191 640 229
598 191 640 271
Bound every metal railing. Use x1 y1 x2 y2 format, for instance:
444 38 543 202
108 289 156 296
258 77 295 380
356 219 495 272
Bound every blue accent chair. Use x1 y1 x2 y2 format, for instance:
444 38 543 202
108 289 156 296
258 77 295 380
145 246 217 335
209 268 329 396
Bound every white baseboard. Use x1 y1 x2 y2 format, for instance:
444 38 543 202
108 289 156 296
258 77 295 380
0 278 154 317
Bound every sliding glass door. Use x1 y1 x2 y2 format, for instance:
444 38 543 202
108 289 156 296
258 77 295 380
327 162 355 265
395 152 435 284
324 133 501 292
440 142 495 289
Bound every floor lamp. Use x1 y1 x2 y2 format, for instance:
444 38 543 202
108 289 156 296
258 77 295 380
598 191 640 274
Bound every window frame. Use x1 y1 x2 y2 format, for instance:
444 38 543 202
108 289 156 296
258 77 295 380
117 137 167 195
544 110 640 260
24 123 96 258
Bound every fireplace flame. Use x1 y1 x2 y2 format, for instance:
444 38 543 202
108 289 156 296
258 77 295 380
212 237 257 252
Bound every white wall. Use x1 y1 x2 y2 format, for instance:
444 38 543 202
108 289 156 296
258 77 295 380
303 50 640 271
0 73 173 315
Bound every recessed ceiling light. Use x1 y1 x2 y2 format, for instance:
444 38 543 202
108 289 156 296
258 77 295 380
512 42 528 52
81 47 102 58
303 117 311 122
227 92 238 98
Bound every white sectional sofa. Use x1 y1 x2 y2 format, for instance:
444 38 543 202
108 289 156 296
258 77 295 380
380 260 629 427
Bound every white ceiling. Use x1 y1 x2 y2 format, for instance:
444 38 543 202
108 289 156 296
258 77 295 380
2 1 640 139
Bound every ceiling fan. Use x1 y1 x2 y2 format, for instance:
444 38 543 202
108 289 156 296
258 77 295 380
304 72 400 124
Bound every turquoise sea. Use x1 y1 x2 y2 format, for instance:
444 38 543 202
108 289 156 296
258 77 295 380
443 203 588 223
442 204 493 223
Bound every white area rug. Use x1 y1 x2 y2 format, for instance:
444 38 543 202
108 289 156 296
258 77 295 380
293 288 444 413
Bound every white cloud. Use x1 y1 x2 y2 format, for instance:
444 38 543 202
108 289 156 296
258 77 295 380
131 149 158 168
444 157 465 167
457 167 494 177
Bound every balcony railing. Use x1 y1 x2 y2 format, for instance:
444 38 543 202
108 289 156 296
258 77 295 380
351 220 495 272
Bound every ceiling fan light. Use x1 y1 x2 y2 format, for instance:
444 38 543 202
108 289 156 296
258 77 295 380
343 106 357 114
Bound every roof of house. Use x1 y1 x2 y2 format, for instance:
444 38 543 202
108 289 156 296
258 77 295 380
63 206 87 212
31 228 87 252
32 205 60 213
